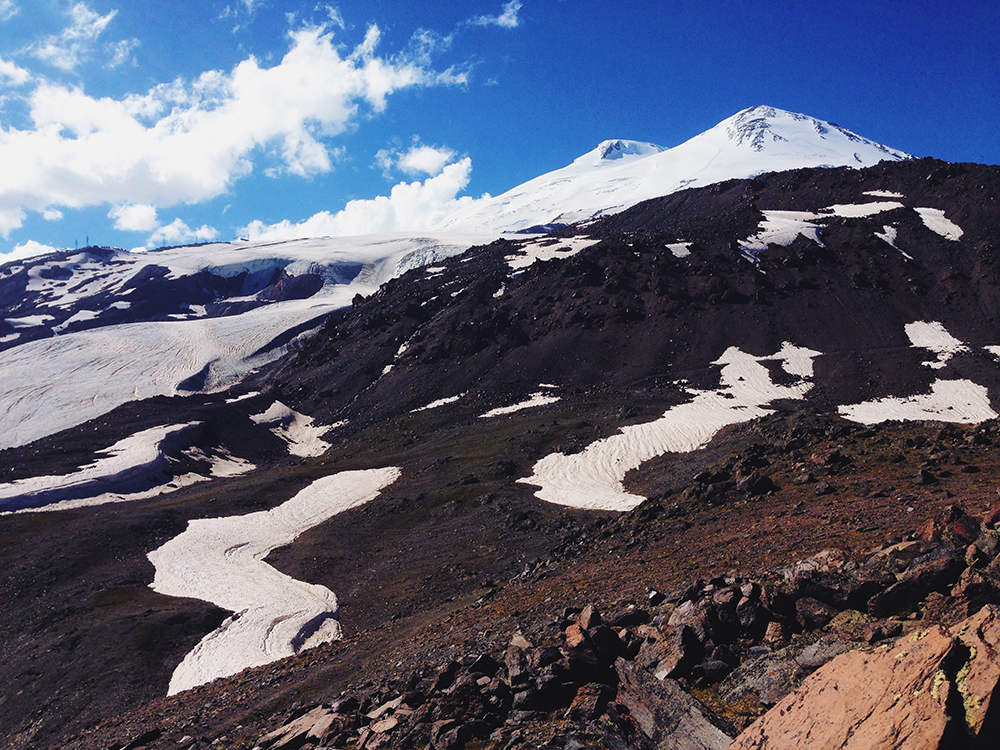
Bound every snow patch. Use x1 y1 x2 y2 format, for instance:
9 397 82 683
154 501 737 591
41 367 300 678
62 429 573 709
915 207 963 241
667 242 692 258
148 467 400 695
481 392 562 418
518 342 821 511
250 401 331 458
875 225 913 260
4 314 54 328
820 202 905 218
741 211 824 254
225 391 260 404
838 380 997 425
411 394 465 413
505 237 600 271
0 423 253 514
864 190 905 198
905 321 970 369
53 309 100 333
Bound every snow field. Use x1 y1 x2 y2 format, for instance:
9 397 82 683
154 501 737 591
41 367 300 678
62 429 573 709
0 423 254 514
518 343 820 512
838 379 997 425
837 321 994 424
148 466 401 695
905 321 970 369
0 233 493 450
0 423 193 509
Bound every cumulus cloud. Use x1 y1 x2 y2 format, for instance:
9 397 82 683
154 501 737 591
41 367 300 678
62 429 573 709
0 56 30 85
470 1 522 28
243 157 485 242
4 239 59 262
29 2 118 71
108 203 158 232
376 143 457 177
43 208 63 221
147 218 218 248
0 23 465 237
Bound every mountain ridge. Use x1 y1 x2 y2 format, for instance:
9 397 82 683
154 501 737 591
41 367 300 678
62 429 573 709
2 112 1000 750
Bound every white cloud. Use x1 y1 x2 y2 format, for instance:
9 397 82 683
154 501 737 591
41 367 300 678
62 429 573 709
43 208 63 221
470 1 522 28
244 157 483 242
29 2 118 71
219 0 266 33
377 143 457 177
0 0 18 22
147 218 218 248
106 38 140 68
109 203 158 232
4 239 59 262
0 56 30 85
0 23 463 237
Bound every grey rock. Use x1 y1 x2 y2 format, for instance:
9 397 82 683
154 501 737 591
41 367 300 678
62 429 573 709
614 657 734 749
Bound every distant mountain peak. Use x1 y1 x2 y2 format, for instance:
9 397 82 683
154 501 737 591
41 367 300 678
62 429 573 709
437 106 912 233
594 139 665 161
723 105 909 159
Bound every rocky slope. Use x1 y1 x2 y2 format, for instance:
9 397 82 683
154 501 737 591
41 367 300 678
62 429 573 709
2 156 1000 748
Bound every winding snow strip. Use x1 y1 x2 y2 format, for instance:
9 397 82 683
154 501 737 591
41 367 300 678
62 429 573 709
518 342 820 512
838 379 997 425
148 467 400 695
0 423 251 514
480 392 562 418
905 321 970 369
915 207 963 241
250 401 332 458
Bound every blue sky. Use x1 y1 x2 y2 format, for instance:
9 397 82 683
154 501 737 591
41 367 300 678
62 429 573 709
0 0 997 259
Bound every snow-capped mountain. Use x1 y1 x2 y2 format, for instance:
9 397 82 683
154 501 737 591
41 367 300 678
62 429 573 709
0 107 910 453
0 233 491 449
438 105 911 233
1 123 999 749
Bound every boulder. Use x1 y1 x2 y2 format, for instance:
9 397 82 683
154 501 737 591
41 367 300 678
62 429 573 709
868 547 963 618
718 645 805 708
614 658 734 750
638 624 701 681
255 706 337 749
729 605 1000 749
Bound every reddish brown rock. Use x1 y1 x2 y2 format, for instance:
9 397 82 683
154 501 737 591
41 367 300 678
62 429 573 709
729 605 1000 749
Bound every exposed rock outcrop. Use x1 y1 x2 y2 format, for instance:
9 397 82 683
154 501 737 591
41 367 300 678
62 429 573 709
730 605 1000 749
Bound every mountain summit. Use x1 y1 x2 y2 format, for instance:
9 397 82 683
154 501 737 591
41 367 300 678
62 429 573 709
438 105 911 232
